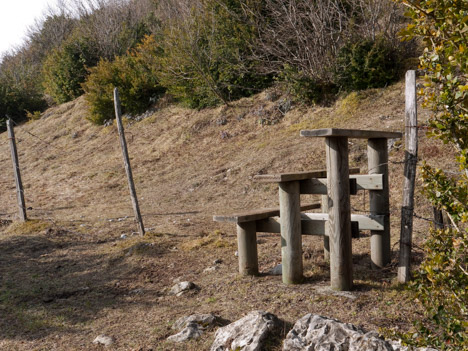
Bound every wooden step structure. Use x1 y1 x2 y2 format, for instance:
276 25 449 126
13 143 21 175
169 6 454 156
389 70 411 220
214 128 402 291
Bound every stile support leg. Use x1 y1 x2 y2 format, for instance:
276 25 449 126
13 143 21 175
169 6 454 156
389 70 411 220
326 137 353 291
321 194 330 261
236 222 258 275
368 138 390 268
279 180 303 284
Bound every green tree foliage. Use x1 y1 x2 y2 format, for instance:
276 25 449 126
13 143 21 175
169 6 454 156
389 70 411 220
0 52 47 128
157 0 271 108
42 36 98 104
83 35 165 125
335 38 404 92
396 0 467 348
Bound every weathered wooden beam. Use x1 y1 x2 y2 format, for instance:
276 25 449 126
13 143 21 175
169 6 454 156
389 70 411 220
301 128 402 139
253 168 360 183
213 203 321 223
255 217 360 237
350 174 383 190
302 213 385 231
300 178 358 195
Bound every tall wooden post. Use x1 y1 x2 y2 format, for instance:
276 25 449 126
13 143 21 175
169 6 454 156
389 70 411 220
279 180 303 284
114 88 145 236
236 222 259 275
321 194 330 261
368 138 390 268
325 137 353 291
398 70 418 283
7 119 27 222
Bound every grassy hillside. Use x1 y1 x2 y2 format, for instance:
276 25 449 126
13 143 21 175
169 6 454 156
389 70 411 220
0 82 457 350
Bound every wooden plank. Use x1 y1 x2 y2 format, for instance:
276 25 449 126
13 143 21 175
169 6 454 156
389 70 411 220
253 168 360 183
7 119 27 222
326 136 353 291
256 217 360 237
237 221 258 275
302 213 385 231
322 195 330 260
114 88 145 236
350 174 383 190
368 138 391 268
213 203 320 223
279 181 303 284
301 128 402 139
300 178 358 195
398 70 418 283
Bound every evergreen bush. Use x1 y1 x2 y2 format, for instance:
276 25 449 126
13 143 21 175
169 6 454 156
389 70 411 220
83 35 165 125
335 38 403 91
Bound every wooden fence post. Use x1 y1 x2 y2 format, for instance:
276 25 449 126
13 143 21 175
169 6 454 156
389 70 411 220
368 138 390 268
398 70 418 283
7 119 27 222
113 88 145 236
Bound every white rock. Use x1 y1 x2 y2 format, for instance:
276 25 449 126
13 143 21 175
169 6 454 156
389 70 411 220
211 311 281 351
169 281 197 296
388 340 439 351
92 335 115 346
167 313 220 343
283 314 392 351
269 264 282 275
204 266 220 273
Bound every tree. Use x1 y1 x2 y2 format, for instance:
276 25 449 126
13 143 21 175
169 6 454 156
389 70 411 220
396 0 467 349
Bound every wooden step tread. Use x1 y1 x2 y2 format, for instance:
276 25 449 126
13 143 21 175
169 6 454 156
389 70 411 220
213 203 321 223
254 168 360 183
300 128 402 139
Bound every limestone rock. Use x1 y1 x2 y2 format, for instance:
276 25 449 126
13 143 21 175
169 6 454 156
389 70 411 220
167 313 221 343
169 281 197 296
388 340 439 351
167 322 203 342
211 311 281 351
283 314 393 351
92 335 115 346
269 264 282 275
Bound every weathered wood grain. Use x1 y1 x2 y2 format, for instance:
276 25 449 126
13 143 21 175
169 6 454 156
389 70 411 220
301 128 402 139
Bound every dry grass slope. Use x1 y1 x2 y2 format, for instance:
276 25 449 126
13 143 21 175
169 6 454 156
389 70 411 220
0 82 458 350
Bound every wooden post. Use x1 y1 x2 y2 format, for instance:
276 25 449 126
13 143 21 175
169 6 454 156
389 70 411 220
432 207 444 230
325 137 353 291
279 180 303 284
7 119 27 222
321 194 330 261
398 70 418 283
236 222 258 275
114 88 145 236
367 138 390 268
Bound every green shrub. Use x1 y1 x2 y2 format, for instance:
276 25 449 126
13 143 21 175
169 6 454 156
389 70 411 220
156 0 271 109
278 65 338 104
83 35 165 124
335 38 403 91
42 36 98 104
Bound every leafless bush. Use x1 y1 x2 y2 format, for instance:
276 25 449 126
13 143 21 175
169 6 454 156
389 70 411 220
248 0 406 81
